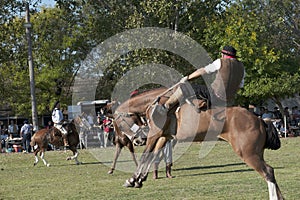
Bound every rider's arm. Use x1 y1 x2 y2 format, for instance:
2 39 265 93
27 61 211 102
187 68 207 81
186 59 221 81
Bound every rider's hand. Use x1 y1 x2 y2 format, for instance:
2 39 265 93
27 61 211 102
180 76 188 83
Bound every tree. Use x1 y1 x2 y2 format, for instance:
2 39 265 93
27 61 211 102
1 0 299 120
202 0 300 111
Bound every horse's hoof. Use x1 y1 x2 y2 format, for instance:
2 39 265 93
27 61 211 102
134 181 143 188
66 157 71 160
123 179 134 187
33 163 37 166
46 164 50 167
108 170 113 174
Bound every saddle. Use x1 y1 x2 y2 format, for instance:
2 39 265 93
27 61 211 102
180 83 208 113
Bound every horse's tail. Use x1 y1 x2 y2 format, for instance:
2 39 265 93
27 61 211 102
30 134 36 147
263 120 281 150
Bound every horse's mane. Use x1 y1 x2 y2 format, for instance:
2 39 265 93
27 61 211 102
130 87 167 100
115 87 167 113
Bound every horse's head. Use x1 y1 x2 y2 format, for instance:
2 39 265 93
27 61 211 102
73 115 92 130
106 101 120 114
62 120 79 135
113 113 138 138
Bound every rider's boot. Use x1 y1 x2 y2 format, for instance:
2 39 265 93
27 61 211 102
166 163 173 178
151 87 183 130
63 136 69 147
61 128 69 147
163 87 183 112
153 163 159 179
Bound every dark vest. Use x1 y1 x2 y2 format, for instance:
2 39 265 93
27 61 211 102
211 58 244 102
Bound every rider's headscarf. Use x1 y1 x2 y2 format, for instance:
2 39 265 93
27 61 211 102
52 100 60 111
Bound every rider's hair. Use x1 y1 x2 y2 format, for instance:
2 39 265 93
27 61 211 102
52 101 60 111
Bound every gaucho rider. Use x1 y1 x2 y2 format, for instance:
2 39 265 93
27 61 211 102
158 45 245 116
52 101 69 147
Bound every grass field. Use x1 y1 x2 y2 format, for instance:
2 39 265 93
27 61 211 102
0 137 299 200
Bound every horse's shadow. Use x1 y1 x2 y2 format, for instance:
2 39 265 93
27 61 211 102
174 162 252 177
48 161 103 167
175 162 284 177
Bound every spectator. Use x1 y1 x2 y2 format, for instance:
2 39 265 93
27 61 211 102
261 108 274 121
79 125 88 149
283 107 291 124
248 105 259 116
273 107 283 120
102 116 114 148
153 140 174 179
258 107 266 118
20 120 32 153
8 120 19 139
291 106 300 125
0 125 9 151
96 110 105 148
87 112 95 127
1 125 8 149
87 112 95 134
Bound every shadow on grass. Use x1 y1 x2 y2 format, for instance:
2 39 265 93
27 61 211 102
175 162 252 177
175 162 246 171
179 168 255 177
46 159 135 167
174 162 285 177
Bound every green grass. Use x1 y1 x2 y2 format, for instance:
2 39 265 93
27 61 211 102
0 137 299 200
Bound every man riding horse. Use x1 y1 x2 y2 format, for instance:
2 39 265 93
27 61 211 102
123 47 284 199
154 45 245 122
52 101 69 147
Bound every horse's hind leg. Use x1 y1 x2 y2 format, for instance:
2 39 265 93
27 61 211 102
40 151 50 167
33 149 40 166
243 155 283 200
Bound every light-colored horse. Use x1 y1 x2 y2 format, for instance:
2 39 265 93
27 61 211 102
108 87 169 174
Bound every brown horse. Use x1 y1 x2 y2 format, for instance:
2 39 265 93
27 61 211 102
123 88 283 200
30 120 80 167
108 87 169 174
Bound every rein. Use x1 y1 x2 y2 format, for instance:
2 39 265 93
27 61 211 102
151 82 181 105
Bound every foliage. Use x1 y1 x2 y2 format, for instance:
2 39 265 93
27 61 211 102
202 0 300 108
0 0 299 122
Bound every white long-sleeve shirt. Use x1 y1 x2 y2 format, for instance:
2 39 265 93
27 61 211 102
52 108 63 124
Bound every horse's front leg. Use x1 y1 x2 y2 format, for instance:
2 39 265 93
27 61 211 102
127 137 138 167
67 147 80 165
123 136 157 188
124 136 168 188
108 143 122 174
123 150 153 188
